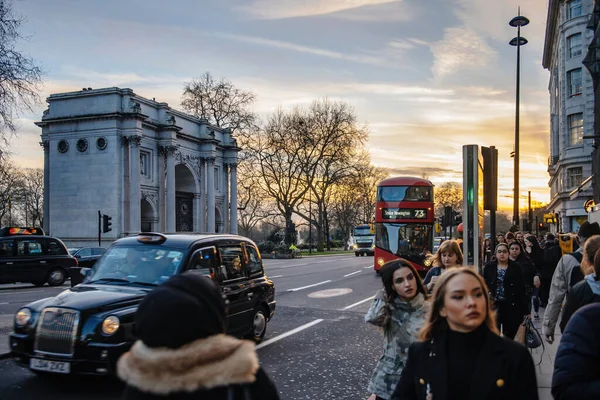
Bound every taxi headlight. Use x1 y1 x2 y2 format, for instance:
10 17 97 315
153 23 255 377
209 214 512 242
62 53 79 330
377 257 385 267
15 308 31 327
101 316 120 336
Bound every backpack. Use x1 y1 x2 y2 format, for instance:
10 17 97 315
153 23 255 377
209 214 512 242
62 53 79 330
541 244 562 279
568 252 584 289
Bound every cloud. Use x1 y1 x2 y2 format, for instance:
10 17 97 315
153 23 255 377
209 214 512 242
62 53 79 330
430 26 497 80
237 0 402 19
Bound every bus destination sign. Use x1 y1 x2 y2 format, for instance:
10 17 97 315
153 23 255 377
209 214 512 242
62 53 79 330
382 208 427 220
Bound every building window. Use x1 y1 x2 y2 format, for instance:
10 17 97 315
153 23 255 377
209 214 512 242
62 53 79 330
568 0 582 19
568 113 584 145
567 167 583 189
567 68 582 96
57 140 69 153
76 138 88 152
140 152 151 178
214 167 219 190
567 33 582 58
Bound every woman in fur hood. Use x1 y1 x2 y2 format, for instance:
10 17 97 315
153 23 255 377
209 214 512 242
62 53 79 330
117 272 280 400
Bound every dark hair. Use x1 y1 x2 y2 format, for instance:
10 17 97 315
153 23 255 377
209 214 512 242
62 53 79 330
583 235 600 277
380 259 428 302
419 267 498 341
494 242 510 253
505 232 515 241
525 234 542 252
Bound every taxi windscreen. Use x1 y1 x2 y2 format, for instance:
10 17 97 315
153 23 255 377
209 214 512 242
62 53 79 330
86 245 184 286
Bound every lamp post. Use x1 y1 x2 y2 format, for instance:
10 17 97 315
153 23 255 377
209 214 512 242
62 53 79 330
509 8 529 228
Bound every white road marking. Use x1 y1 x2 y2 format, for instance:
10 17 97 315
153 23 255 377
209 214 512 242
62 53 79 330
340 295 376 310
343 270 361 277
364 266 372 269
256 319 324 350
0 290 43 296
287 280 332 292
269 275 283 279
0 302 9 305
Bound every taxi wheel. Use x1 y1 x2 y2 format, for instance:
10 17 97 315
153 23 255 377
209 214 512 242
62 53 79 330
250 307 268 343
47 268 67 286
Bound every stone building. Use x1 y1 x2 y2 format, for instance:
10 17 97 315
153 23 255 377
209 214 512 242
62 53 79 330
543 0 595 232
36 87 239 247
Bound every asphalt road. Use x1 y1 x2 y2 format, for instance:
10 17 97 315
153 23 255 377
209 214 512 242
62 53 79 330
0 254 385 400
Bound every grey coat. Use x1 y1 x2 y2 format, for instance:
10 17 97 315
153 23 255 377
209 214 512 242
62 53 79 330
365 290 429 400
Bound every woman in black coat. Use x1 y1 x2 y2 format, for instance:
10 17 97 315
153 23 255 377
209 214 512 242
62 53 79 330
392 267 538 400
483 243 529 339
552 303 600 399
117 273 280 400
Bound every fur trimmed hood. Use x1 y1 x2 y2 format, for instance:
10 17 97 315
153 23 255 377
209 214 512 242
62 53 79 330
117 334 259 395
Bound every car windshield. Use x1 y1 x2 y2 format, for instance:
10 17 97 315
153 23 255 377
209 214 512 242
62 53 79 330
86 245 185 286
353 227 372 236
68 248 81 254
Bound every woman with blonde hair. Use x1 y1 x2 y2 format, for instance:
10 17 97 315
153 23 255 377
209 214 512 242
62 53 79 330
392 267 538 400
423 240 463 293
559 234 600 331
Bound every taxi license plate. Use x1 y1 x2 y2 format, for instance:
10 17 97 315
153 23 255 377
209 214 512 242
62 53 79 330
30 358 71 374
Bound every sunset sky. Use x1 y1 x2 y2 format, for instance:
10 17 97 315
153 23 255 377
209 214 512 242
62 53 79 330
9 0 551 211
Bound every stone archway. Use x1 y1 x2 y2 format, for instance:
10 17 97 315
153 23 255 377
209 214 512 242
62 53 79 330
141 198 156 232
175 164 197 232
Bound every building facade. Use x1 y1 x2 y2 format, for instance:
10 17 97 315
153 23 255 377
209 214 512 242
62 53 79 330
543 0 595 232
36 87 239 247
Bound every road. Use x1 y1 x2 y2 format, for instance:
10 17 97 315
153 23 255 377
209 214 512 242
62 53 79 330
0 254 385 400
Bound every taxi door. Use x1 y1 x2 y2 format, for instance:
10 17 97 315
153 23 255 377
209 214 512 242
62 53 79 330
0 238 18 284
217 244 253 335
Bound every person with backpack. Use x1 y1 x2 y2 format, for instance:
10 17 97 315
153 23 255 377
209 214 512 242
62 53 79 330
559 235 600 332
539 233 562 307
543 221 600 344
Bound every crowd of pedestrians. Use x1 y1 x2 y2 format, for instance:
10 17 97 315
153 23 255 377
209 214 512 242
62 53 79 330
366 222 600 400
107 223 600 400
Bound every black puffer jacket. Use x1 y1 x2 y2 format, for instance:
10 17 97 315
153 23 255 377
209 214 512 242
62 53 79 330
552 303 600 399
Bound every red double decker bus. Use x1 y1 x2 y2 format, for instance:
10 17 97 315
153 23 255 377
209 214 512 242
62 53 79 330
374 177 435 275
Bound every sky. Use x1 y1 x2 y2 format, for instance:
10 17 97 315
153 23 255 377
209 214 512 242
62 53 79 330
9 0 551 211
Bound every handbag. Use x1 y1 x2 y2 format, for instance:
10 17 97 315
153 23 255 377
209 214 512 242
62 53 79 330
514 318 527 344
525 317 543 349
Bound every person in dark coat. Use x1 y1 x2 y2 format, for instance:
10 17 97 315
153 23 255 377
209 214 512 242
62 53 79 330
482 243 529 339
539 233 562 306
508 241 539 315
117 272 280 400
559 235 600 331
552 303 600 399
524 235 544 318
392 267 538 400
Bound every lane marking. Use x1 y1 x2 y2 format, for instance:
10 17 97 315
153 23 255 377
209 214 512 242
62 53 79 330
344 270 361 277
364 266 372 269
269 275 283 279
0 290 44 296
0 302 9 305
287 280 331 292
341 295 376 310
256 319 324 350
308 288 352 298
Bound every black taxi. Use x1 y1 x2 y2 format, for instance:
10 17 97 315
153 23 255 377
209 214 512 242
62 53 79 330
9 233 276 375
0 227 77 286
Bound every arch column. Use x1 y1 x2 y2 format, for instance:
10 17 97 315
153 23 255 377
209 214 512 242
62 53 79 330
129 135 142 233
223 163 229 233
207 157 216 232
165 145 177 232
198 158 206 232
40 141 50 232
230 163 238 234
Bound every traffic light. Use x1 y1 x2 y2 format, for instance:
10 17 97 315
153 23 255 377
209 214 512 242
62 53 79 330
102 214 112 233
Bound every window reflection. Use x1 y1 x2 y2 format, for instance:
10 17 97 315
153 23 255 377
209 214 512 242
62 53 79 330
377 186 432 202
376 223 432 263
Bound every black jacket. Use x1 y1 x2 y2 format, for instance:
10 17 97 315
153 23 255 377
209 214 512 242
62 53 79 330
552 303 600 399
482 260 529 315
540 241 562 280
559 279 600 332
392 326 538 400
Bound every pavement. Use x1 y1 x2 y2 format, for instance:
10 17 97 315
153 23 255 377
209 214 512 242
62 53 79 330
1 314 12 359
532 308 560 400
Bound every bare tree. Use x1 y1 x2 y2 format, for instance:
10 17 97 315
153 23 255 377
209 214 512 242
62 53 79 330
181 72 257 134
434 181 463 216
0 157 25 225
237 161 278 239
20 168 43 226
0 0 44 152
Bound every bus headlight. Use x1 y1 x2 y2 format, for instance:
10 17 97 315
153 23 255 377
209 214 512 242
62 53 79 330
101 316 120 336
15 308 31 327
377 258 385 267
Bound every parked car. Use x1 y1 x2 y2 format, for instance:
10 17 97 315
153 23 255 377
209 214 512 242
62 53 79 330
0 227 77 286
68 247 106 286
9 232 276 376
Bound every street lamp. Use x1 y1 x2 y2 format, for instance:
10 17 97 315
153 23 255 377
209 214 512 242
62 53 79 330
509 8 529 228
